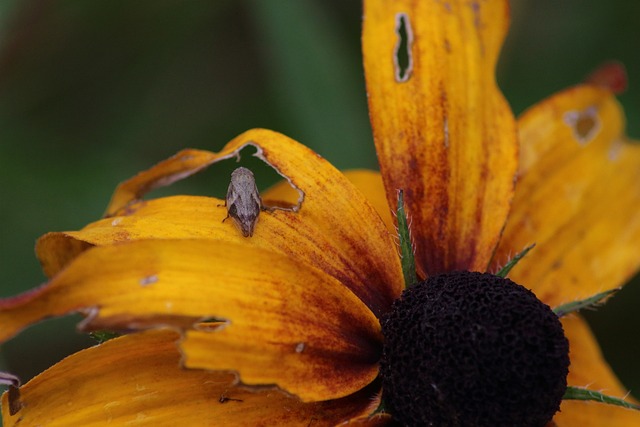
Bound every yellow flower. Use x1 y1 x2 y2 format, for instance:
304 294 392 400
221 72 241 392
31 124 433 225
2 0 640 425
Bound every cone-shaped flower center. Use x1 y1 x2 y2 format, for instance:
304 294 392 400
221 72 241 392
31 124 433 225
380 271 569 427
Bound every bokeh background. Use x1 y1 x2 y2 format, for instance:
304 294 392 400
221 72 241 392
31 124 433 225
1 0 638 414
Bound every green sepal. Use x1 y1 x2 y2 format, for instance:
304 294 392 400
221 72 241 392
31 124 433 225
396 189 417 288
89 330 120 344
553 288 620 317
563 386 640 411
495 244 535 278
370 399 386 416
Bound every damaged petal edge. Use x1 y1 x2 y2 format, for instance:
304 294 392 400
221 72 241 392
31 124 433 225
175 335 283 394
194 317 230 332
77 307 212 332
151 148 239 189
2 368 23 416
247 143 305 212
0 371 20 388
8 384 23 416
562 106 602 146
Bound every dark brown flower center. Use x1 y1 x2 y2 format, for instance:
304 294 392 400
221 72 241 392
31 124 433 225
380 271 569 427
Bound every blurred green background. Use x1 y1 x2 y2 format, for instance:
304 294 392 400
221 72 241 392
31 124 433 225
0 0 638 411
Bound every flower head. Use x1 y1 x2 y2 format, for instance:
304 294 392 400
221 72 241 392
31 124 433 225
2 1 640 426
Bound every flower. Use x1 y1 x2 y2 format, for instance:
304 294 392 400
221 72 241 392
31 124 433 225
2 0 640 425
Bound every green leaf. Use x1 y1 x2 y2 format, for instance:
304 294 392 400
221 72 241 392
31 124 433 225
397 189 417 288
495 244 535 278
564 386 640 411
553 288 620 317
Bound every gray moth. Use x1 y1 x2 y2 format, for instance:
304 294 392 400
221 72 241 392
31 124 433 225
223 167 262 237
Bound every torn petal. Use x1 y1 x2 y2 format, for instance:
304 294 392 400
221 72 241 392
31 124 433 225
1 239 382 402
495 85 640 307
363 0 517 276
105 149 221 216
38 129 404 317
0 372 20 388
262 169 394 232
1 329 378 426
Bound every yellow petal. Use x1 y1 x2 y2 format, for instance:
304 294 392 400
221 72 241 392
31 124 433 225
363 0 517 276
1 329 378 426
105 148 220 216
342 170 395 232
38 129 403 317
494 85 640 307
554 400 640 426
563 316 629 394
1 239 382 401
552 316 639 426
262 169 394 232
36 196 228 278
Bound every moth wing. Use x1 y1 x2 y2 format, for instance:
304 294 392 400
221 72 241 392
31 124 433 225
226 181 241 206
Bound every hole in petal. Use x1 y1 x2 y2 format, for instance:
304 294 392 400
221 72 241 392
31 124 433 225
139 274 159 286
219 394 244 404
563 106 602 145
147 145 304 213
248 144 304 212
394 13 413 83
194 318 228 332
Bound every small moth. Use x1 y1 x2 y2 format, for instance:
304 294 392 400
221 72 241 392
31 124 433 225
223 167 262 237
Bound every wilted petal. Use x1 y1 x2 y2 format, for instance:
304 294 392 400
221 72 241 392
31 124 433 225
363 0 517 276
36 130 402 318
1 240 382 401
552 316 639 426
1 329 377 426
495 85 640 307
